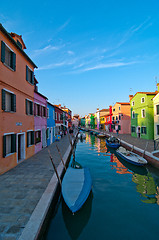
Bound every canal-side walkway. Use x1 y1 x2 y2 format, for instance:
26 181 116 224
0 134 75 240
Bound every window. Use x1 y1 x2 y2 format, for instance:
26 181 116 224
157 125 159 135
53 110 55 120
132 101 135 106
35 130 41 144
1 41 16 71
156 105 159 115
26 99 33 115
55 112 57 120
141 127 146 134
3 133 16 158
1 89 16 112
119 107 120 110
131 126 136 133
42 106 46 117
46 128 49 139
116 116 118 120
141 97 145 103
113 108 115 112
26 66 34 85
141 109 146 118
27 131 34 147
132 111 135 119
112 116 115 121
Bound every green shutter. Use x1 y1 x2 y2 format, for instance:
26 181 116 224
1 41 5 63
26 99 28 114
11 134 16 153
11 94 16 112
31 71 34 85
27 132 29 147
30 101 33 115
2 89 6 110
3 135 6 158
31 131 35 145
26 65 28 82
12 52 16 71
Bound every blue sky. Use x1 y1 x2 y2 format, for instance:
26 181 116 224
1 0 159 116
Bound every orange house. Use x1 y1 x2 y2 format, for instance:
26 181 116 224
0 24 37 174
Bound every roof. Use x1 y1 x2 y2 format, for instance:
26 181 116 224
0 24 37 68
34 90 48 100
99 109 109 112
116 102 130 105
131 91 158 100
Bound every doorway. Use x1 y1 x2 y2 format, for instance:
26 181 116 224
17 133 25 162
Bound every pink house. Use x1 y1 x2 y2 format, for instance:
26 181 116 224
112 102 131 134
34 81 48 153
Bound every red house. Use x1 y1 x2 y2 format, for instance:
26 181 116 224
105 106 113 132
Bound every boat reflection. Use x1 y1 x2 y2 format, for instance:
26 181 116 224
62 191 93 240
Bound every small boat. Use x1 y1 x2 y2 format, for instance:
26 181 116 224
116 147 148 166
106 136 120 149
97 133 106 138
78 133 86 139
62 165 92 213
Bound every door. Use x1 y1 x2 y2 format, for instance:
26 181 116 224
17 133 25 162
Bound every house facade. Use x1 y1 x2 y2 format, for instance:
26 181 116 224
0 24 37 174
34 89 48 153
99 109 109 130
47 102 55 146
105 105 113 132
130 92 157 139
112 102 131 134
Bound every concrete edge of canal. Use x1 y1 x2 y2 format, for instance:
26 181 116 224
18 134 77 240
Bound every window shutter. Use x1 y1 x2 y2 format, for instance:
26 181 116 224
3 135 6 158
31 71 34 85
1 41 5 63
30 101 33 115
31 131 35 145
26 65 28 82
34 103 36 116
11 94 16 112
26 99 28 114
12 52 16 71
11 134 16 153
2 89 6 110
27 132 29 147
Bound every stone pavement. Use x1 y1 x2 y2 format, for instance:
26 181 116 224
0 134 73 240
107 133 155 153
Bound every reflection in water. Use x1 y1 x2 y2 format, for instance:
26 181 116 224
62 191 93 240
87 132 159 205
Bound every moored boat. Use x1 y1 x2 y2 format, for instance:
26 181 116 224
62 166 92 213
106 136 120 149
116 146 148 166
97 133 106 138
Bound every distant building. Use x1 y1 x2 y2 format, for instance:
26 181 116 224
47 102 55 146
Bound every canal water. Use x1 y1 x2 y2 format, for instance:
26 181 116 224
44 133 159 240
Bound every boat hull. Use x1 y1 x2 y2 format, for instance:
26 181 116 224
116 151 147 166
106 139 120 149
62 167 92 213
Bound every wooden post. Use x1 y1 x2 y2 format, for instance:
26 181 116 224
48 149 62 186
56 144 66 171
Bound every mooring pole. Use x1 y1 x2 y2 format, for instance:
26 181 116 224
56 144 67 171
48 149 62 186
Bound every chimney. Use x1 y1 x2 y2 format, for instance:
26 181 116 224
157 83 159 92
129 95 133 102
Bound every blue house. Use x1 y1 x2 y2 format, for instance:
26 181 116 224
47 102 55 146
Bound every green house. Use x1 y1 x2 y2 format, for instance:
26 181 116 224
130 92 157 140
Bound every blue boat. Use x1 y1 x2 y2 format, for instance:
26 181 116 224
106 137 120 149
62 166 92 213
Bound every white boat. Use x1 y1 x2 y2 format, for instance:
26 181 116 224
78 133 86 139
116 147 148 166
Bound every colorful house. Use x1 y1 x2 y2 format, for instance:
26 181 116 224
99 109 109 130
54 105 66 138
80 117 85 127
34 82 48 153
47 102 55 146
61 106 72 128
130 92 157 139
0 24 37 174
90 114 95 129
105 106 113 132
112 101 131 134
